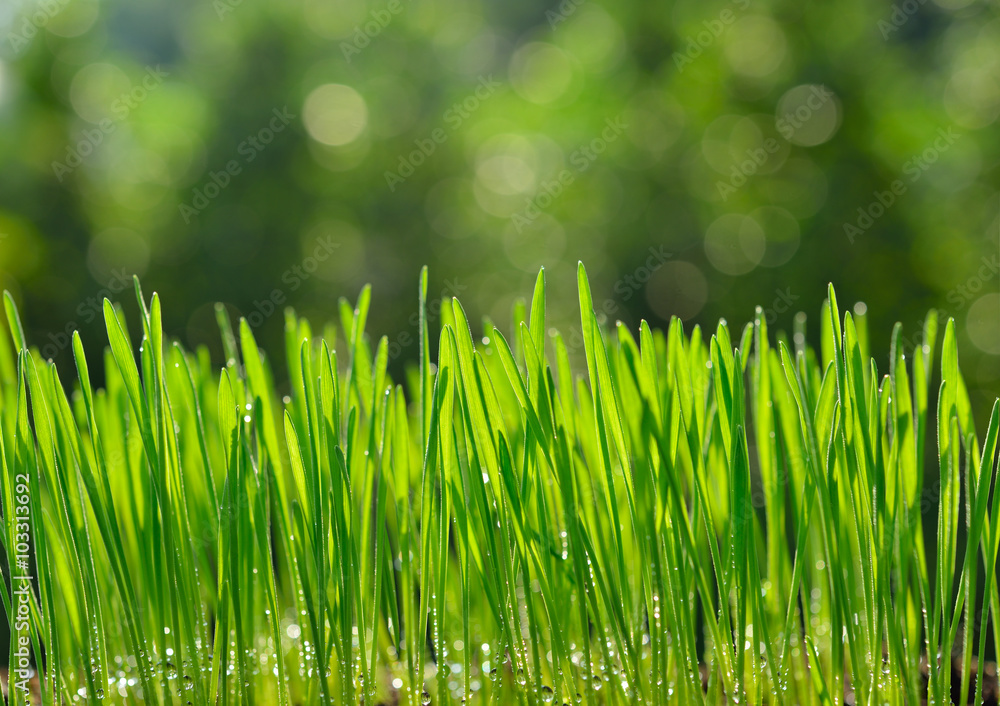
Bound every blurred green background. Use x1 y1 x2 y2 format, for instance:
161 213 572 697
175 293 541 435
0 0 999 408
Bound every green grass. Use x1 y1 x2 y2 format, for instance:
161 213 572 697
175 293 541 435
0 264 997 705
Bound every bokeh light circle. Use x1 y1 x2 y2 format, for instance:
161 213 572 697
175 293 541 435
944 68 1000 129
623 90 685 156
47 0 99 38
775 84 842 146
750 206 800 267
509 43 574 105
69 63 131 124
967 294 1000 354
560 8 626 71
303 84 368 146
724 16 787 78
704 213 766 275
